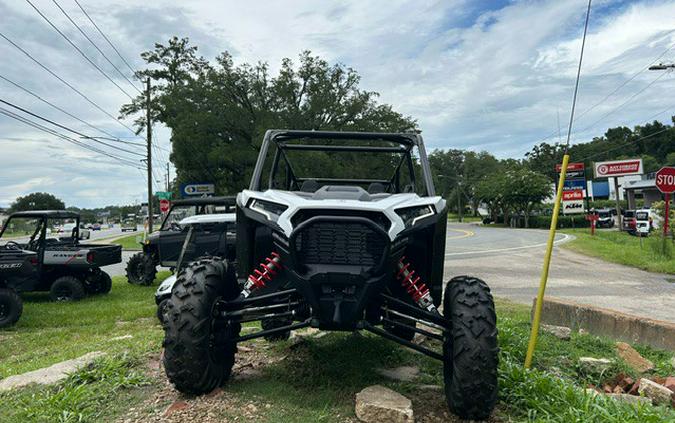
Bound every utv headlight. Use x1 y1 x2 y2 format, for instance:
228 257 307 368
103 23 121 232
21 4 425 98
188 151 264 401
249 199 288 221
396 205 435 228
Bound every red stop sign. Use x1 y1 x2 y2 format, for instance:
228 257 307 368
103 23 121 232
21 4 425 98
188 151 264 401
159 199 170 213
655 167 675 194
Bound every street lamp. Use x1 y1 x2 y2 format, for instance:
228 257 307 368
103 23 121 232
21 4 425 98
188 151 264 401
648 63 675 71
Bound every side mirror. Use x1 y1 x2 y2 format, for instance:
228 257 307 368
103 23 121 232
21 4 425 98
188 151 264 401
79 229 91 240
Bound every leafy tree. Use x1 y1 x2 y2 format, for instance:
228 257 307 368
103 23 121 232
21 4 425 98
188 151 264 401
122 39 417 194
501 168 552 228
9 192 65 213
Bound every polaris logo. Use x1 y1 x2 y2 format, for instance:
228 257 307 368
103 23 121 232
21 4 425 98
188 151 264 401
0 263 22 269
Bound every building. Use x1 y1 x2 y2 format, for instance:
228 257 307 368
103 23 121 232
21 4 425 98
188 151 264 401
623 173 666 210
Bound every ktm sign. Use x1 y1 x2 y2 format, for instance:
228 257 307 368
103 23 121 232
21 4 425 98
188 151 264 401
594 159 643 178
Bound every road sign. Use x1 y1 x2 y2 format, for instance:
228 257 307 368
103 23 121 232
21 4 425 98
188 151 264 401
180 183 215 197
556 162 585 172
655 167 675 194
159 199 171 213
156 191 172 200
562 189 584 214
593 159 643 178
585 213 599 235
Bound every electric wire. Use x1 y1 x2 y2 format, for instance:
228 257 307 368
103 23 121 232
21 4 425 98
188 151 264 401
73 0 139 80
0 73 145 147
0 106 143 169
0 98 145 157
24 0 135 100
51 0 142 94
0 31 139 136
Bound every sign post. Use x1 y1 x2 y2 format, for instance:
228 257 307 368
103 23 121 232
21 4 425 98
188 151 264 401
655 166 675 237
594 159 644 231
585 213 599 235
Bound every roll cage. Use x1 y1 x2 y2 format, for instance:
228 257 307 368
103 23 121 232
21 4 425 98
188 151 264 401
250 130 436 196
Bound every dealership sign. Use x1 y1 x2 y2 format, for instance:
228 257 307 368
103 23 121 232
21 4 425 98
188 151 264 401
594 159 643 178
562 189 584 214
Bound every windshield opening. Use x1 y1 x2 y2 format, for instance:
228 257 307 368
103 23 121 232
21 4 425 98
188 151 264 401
259 136 427 195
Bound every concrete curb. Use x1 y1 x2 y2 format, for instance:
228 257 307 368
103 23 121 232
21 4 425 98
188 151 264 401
533 297 675 351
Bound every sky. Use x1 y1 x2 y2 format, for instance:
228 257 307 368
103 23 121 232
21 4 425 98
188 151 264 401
1 0 674 208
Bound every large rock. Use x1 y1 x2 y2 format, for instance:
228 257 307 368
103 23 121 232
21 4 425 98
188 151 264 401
0 351 105 392
542 324 571 340
579 357 612 374
355 385 414 423
638 378 673 405
606 393 651 405
615 342 654 373
376 366 419 382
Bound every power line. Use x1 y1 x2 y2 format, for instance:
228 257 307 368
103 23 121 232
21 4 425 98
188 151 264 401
577 126 672 162
24 0 135 100
0 106 142 168
51 0 142 94
524 40 675 153
0 72 144 147
572 71 669 139
0 31 140 136
73 0 139 79
0 98 145 158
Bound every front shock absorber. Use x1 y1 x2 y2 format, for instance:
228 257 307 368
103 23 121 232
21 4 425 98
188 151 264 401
241 252 282 298
396 257 438 314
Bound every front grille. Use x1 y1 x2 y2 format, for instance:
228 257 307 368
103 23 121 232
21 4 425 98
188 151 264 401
294 221 387 267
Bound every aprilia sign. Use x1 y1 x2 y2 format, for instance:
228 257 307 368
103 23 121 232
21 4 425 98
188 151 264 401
594 159 643 178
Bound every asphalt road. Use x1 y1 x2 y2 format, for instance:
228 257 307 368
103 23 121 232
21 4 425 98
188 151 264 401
444 223 675 323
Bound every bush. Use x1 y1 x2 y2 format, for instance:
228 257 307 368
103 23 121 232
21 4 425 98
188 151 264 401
528 215 590 229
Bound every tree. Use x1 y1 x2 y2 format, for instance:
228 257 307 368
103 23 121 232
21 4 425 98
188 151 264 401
501 168 552 228
9 192 65 212
122 40 417 194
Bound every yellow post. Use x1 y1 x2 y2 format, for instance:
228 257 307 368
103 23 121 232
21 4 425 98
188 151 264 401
524 153 570 369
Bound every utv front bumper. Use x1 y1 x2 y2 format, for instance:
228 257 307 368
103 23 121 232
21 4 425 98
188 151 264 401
273 215 407 330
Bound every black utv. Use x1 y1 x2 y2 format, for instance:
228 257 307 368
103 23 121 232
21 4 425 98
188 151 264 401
125 197 237 285
162 130 499 420
0 211 122 327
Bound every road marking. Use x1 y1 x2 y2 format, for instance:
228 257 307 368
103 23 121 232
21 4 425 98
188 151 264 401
445 233 572 256
446 228 474 240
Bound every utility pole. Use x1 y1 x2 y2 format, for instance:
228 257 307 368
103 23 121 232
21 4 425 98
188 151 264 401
145 78 153 233
166 162 170 192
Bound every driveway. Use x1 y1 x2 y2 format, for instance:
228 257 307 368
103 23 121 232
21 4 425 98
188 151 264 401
444 223 675 323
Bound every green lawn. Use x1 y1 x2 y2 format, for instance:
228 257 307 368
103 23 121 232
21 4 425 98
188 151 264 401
1 277 674 422
111 234 143 251
561 229 675 274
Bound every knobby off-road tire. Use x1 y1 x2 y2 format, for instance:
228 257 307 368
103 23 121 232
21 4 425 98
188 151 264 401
163 256 241 395
261 317 292 341
442 276 498 420
85 271 112 295
126 252 157 286
0 288 23 328
50 276 86 301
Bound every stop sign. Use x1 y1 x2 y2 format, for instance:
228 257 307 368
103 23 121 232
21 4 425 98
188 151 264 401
159 199 170 213
655 167 675 194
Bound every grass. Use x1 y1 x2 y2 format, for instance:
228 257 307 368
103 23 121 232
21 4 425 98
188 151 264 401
111 234 143 251
1 279 674 422
561 229 675 274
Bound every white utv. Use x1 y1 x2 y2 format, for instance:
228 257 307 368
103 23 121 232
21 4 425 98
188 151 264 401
162 130 499 420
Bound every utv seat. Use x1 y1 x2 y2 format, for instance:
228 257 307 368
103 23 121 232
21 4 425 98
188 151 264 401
300 180 319 193
367 183 386 194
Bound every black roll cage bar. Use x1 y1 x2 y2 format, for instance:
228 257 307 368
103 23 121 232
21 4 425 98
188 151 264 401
251 130 436 196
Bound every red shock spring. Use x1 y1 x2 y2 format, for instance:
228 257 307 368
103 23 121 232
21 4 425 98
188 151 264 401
241 252 282 298
396 257 437 313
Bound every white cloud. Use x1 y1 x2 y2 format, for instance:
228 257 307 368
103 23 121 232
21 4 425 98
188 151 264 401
1 0 674 207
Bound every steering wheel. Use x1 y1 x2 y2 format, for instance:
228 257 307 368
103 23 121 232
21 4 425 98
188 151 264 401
4 241 21 250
